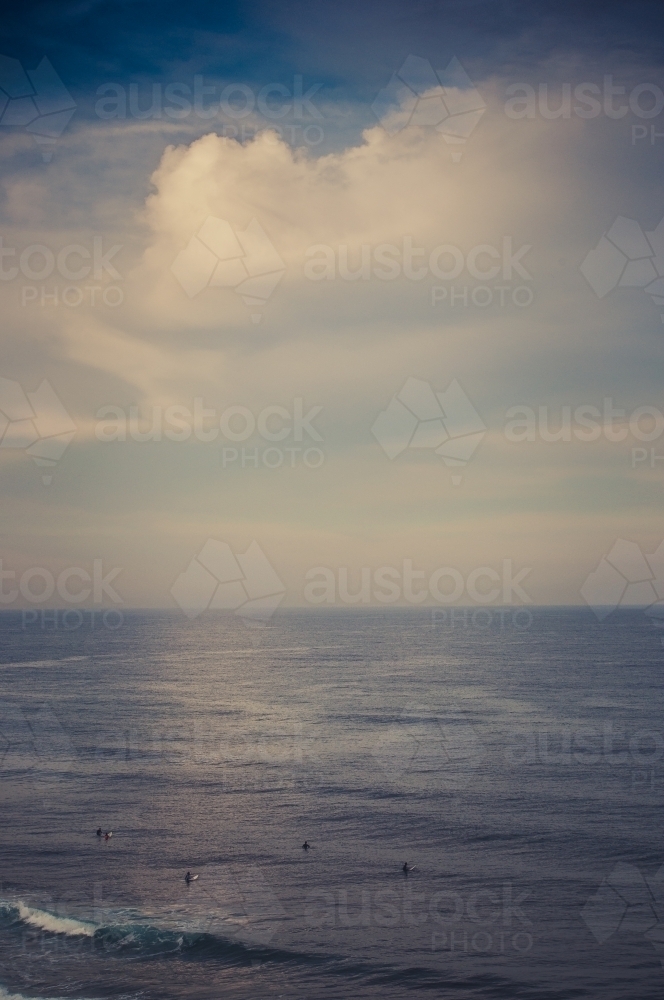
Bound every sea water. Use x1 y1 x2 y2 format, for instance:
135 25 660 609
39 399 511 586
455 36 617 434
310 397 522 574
0 607 663 999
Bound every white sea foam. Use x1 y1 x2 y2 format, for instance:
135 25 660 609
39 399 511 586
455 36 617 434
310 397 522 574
16 902 95 937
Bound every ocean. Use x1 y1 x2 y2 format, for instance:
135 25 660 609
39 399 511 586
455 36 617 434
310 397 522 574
1 607 663 1000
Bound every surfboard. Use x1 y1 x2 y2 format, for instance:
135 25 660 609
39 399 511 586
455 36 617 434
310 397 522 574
185 875 199 882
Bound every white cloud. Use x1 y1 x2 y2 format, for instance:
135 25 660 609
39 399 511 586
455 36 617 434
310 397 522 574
1 84 663 603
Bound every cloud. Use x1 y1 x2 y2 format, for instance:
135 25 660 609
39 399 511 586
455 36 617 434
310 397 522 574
128 101 568 337
2 68 664 604
60 313 227 406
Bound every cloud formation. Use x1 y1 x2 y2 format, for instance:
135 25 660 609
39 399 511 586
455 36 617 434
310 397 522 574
1 49 664 607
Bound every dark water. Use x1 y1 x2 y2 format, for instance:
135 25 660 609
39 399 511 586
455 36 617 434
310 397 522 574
1 607 663 1000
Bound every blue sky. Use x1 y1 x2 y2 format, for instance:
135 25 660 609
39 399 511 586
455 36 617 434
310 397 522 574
7 0 664 104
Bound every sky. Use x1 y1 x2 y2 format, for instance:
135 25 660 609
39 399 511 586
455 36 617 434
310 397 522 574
1 0 664 617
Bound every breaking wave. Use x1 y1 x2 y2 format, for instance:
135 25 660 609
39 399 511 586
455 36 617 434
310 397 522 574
0 899 309 966
14 902 95 937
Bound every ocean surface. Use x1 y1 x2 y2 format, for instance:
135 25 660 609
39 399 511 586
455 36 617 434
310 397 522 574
1 607 663 1000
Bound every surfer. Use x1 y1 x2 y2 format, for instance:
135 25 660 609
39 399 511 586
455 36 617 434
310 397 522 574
302 841 310 850
104 832 110 841
96 827 102 837
185 871 193 883
402 862 410 873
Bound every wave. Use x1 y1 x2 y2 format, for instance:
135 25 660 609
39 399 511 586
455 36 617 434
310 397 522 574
0 902 557 998
0 899 310 966
13 902 95 937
